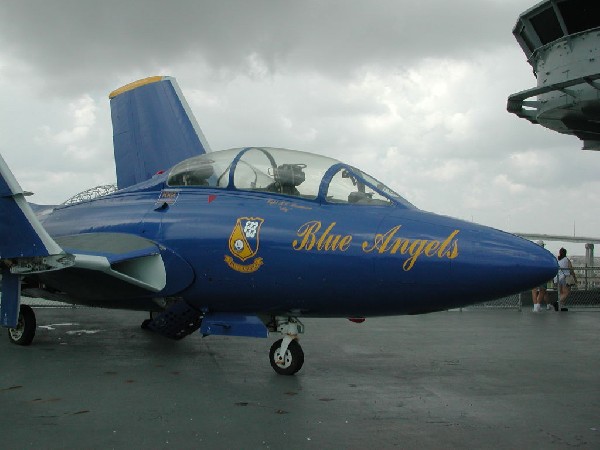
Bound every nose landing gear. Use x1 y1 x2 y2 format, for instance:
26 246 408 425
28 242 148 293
268 317 304 375
269 338 304 375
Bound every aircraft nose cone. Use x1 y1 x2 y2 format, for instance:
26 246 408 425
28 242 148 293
512 239 559 287
456 228 558 300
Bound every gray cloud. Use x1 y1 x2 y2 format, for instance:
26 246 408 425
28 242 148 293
0 0 521 93
0 0 598 257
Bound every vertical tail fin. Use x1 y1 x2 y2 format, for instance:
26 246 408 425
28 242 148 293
109 76 211 189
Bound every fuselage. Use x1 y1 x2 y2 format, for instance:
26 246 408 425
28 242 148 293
37 147 558 317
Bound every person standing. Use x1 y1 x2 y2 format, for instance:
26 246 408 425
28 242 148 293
555 247 576 312
531 282 548 312
531 241 550 312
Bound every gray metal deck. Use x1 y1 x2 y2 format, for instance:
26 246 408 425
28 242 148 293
1 308 598 449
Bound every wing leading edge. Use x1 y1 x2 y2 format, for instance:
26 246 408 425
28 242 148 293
55 233 167 293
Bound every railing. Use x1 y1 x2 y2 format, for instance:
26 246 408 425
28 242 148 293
21 298 76 308
572 266 600 291
468 266 600 311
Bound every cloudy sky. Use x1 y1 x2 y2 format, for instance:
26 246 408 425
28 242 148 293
1 0 598 256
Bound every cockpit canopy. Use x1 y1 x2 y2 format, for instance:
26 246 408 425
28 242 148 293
167 147 414 208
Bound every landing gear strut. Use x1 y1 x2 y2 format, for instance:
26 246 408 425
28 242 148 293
268 317 304 375
8 304 36 346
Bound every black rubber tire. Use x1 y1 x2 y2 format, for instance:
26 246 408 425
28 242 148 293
8 304 36 346
141 318 152 330
269 338 304 375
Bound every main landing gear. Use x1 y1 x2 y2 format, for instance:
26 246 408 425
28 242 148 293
7 304 36 346
268 317 304 375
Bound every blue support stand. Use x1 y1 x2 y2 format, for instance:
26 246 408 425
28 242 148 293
1 268 21 328
200 313 268 338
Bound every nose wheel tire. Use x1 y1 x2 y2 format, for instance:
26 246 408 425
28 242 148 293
269 338 304 375
8 304 36 346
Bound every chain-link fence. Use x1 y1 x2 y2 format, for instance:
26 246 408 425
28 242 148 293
21 298 76 308
469 294 522 310
469 266 600 310
561 265 600 308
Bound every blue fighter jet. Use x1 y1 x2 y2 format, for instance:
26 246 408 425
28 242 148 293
0 76 558 375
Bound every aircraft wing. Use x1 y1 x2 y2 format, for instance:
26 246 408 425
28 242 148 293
0 154 72 272
0 154 168 326
51 233 167 293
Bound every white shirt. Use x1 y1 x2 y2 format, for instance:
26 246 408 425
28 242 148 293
557 257 570 282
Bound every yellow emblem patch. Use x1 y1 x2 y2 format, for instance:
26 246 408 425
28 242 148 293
225 217 265 273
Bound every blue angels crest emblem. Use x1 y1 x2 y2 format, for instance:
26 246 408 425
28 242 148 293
225 217 265 273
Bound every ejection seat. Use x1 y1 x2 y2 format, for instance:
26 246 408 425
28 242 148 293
268 164 306 196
